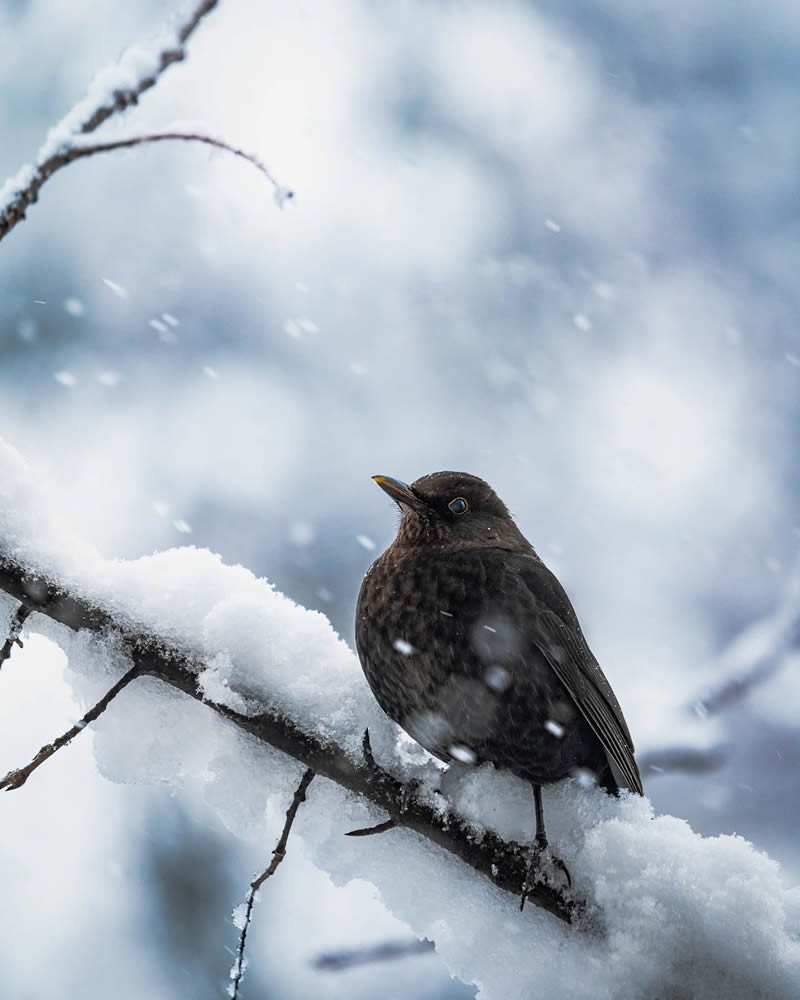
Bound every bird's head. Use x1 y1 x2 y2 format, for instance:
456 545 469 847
372 471 532 553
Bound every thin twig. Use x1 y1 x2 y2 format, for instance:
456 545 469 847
66 133 289 197
229 768 315 998
0 0 221 242
312 938 435 972
0 663 140 790
0 604 32 671
346 818 398 837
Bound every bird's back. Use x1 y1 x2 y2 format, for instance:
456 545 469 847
356 545 635 791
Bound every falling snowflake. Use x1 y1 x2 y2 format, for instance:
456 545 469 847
450 744 477 764
63 297 85 316
484 665 511 692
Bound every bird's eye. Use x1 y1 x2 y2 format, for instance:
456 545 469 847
448 497 468 514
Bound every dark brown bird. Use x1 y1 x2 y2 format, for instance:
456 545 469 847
355 471 643 898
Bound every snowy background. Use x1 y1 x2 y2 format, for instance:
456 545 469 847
1 0 800 997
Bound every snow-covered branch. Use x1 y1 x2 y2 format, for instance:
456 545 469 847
0 553 574 924
0 0 245 242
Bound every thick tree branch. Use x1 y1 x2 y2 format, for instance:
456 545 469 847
0 0 223 242
0 555 577 925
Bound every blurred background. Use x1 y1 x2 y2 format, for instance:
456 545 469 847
1 0 799 996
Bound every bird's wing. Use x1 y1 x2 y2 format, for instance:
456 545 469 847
513 554 644 795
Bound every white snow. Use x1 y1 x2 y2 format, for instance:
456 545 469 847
289 521 315 546
102 278 129 299
273 185 294 209
1 434 799 999
231 903 248 931
17 319 37 342
63 297 85 317
573 313 592 331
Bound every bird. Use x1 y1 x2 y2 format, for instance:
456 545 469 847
355 471 643 903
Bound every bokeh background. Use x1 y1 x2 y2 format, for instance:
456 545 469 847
1 0 799 996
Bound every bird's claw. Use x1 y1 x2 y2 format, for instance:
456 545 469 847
519 842 572 910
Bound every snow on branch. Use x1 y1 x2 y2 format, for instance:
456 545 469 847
0 554 575 925
0 0 290 242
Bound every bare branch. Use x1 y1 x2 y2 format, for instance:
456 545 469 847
55 133 289 199
0 0 222 242
312 938 435 972
0 662 140 790
229 768 315 998
643 553 800 779
0 603 32 671
0 554 578 925
689 551 800 719
639 744 729 778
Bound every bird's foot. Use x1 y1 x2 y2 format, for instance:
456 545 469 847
360 728 393 785
345 729 420 837
519 839 572 911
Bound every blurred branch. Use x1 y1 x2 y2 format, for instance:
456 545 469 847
0 0 245 243
312 938 435 972
230 768 315 999
690 552 800 719
0 555 577 925
643 553 800 780
639 744 729 778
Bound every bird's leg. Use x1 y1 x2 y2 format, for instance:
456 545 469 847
345 729 402 837
520 783 571 910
